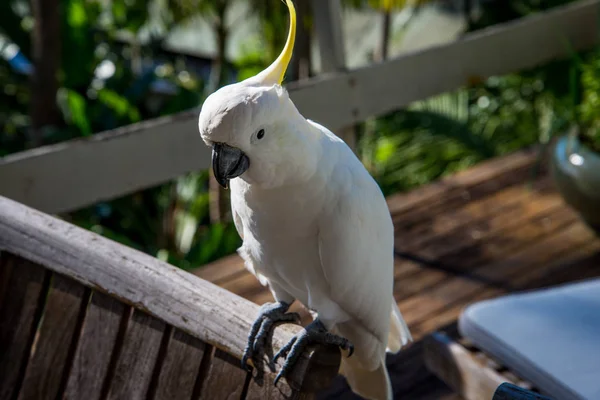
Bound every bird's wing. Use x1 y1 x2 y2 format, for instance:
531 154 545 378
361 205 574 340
317 161 395 356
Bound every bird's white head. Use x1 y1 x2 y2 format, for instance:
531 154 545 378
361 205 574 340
198 0 315 189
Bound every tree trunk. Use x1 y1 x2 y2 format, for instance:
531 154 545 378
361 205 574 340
207 5 228 94
464 0 472 31
30 0 62 148
377 9 391 62
289 0 312 81
208 3 230 224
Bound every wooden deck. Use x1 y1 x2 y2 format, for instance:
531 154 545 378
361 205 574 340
191 146 600 399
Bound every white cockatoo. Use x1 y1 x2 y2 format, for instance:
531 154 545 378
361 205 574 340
197 1 412 398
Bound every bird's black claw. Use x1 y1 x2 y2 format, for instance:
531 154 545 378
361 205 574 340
346 342 354 357
272 318 353 386
241 301 301 373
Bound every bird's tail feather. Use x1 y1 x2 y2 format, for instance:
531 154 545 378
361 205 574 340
386 300 412 353
339 353 392 400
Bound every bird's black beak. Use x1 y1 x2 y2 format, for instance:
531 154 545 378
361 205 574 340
212 143 250 189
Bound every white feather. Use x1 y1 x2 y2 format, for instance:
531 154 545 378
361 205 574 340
199 82 412 400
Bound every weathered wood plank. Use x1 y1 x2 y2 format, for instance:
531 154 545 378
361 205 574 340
0 255 48 400
401 221 593 330
0 195 305 367
198 349 248 399
407 181 558 259
392 186 571 302
411 237 600 339
106 310 165 400
387 148 539 218
0 196 340 395
0 253 14 313
396 178 552 251
192 254 247 286
1 1 598 214
392 152 540 231
64 291 127 400
425 334 553 400
18 274 88 400
423 332 509 400
246 374 293 400
153 329 206 400
247 345 342 400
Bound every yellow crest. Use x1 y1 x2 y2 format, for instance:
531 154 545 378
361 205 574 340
250 0 296 86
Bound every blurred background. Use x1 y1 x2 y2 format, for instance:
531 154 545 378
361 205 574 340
1 0 598 271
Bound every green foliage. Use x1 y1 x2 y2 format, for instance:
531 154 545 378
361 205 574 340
569 50 600 152
359 87 528 195
2 0 598 271
360 55 580 195
0 0 240 269
468 0 579 32
358 0 590 196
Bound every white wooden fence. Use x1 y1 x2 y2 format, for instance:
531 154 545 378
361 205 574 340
1 0 599 214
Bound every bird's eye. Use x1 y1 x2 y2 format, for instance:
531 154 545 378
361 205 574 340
257 129 265 140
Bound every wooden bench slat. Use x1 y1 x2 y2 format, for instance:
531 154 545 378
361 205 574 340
424 335 554 400
0 195 304 363
17 273 88 400
246 377 282 400
246 345 342 400
153 329 207 400
106 309 166 399
64 291 127 400
0 254 13 312
0 197 341 396
199 349 248 399
0 255 48 400
246 374 297 400
424 332 507 400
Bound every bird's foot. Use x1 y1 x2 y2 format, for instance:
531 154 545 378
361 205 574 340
272 318 354 386
242 301 301 373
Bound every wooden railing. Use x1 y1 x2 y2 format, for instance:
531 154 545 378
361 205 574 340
0 0 598 214
0 195 340 399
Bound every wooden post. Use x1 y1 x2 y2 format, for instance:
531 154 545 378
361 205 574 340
310 0 357 153
30 0 61 148
290 0 312 81
310 0 346 73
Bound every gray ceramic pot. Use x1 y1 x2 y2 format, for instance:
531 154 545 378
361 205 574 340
550 134 600 234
